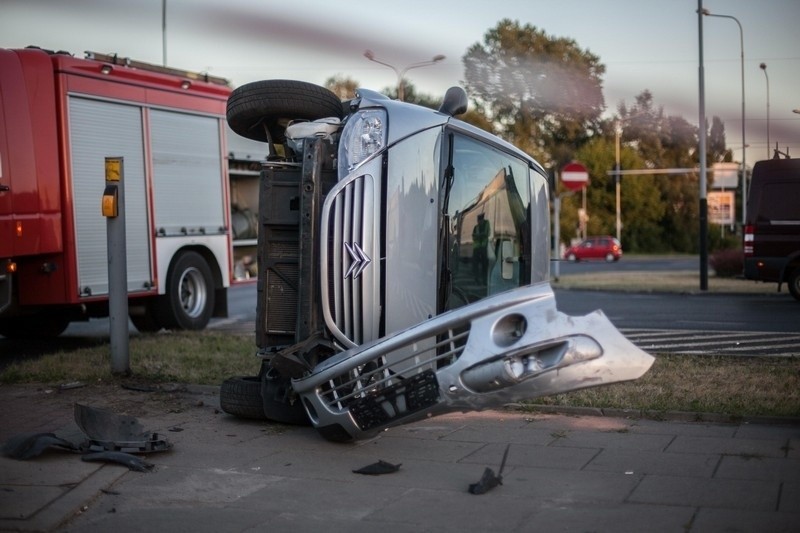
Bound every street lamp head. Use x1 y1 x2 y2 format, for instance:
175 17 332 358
760 62 767 70
432 54 446 62
364 50 375 60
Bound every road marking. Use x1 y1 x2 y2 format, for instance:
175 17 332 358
621 328 800 357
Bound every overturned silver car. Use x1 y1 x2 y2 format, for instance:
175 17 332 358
221 80 654 441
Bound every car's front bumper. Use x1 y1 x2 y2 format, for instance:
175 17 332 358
293 282 654 441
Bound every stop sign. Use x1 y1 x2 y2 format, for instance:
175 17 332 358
561 161 589 191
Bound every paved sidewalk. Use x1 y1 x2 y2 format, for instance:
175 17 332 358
1 384 798 532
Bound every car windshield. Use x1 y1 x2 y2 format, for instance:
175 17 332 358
440 133 531 312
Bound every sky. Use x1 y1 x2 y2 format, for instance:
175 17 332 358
2 0 798 170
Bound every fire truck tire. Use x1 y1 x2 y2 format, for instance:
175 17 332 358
159 251 215 330
219 376 266 420
788 267 800 301
226 80 343 143
0 311 70 339
261 366 311 425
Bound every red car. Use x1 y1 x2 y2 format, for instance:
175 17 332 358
564 236 622 262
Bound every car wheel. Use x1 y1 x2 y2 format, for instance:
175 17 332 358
787 267 800 301
567 253 577 262
261 365 311 425
220 376 266 420
158 251 214 330
226 80 344 143
605 252 616 262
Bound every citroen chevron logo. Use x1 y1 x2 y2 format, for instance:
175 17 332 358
344 242 371 279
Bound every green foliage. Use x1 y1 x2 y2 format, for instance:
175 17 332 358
462 19 605 166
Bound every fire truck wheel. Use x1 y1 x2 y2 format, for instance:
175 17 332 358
159 251 215 330
220 376 266 420
261 366 311 426
226 80 343 144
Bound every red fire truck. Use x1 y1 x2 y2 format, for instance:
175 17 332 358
0 46 259 337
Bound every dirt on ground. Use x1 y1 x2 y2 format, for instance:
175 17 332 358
0 381 220 443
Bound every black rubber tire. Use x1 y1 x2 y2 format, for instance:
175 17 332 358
158 251 215 330
567 253 578 262
315 424 355 443
787 267 800 301
605 253 615 262
129 299 163 332
261 366 311 425
226 80 344 143
220 376 266 420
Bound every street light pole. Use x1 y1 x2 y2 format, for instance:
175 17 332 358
698 0 709 291
760 62 770 158
614 120 622 242
363 50 445 101
702 9 747 224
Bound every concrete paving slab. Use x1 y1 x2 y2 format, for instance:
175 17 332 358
629 475 779 511
2 384 799 532
585 447 720 477
691 507 800 533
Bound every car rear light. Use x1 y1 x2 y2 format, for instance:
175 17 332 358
5 260 16 274
743 225 754 256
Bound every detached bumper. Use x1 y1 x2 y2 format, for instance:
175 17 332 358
293 282 654 441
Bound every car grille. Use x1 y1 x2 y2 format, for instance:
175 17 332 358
321 173 381 348
318 326 469 417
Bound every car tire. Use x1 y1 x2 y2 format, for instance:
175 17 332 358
261 365 311 426
567 253 577 262
226 80 344 143
605 253 616 262
787 267 800 301
220 376 266 420
158 251 215 330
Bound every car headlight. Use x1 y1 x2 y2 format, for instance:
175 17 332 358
338 109 387 177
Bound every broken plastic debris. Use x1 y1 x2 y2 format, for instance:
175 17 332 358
468 444 510 495
353 460 401 475
81 451 155 472
1 432 79 460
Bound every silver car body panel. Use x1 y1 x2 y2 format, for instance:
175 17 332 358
294 282 655 440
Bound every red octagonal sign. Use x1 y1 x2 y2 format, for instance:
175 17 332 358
561 161 589 191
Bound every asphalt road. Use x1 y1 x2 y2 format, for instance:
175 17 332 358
553 289 799 334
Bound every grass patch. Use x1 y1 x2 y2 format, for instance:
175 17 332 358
551 271 786 295
0 331 259 386
553 270 778 294
526 354 800 418
2 332 798 419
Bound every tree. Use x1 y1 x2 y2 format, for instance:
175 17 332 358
462 19 606 166
325 74 359 100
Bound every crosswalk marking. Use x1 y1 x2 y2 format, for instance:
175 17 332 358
621 328 800 357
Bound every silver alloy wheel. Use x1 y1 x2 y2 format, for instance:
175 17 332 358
179 267 207 318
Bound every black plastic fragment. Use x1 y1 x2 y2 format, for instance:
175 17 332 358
81 451 155 472
1 432 79 460
468 444 510 495
352 460 402 475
